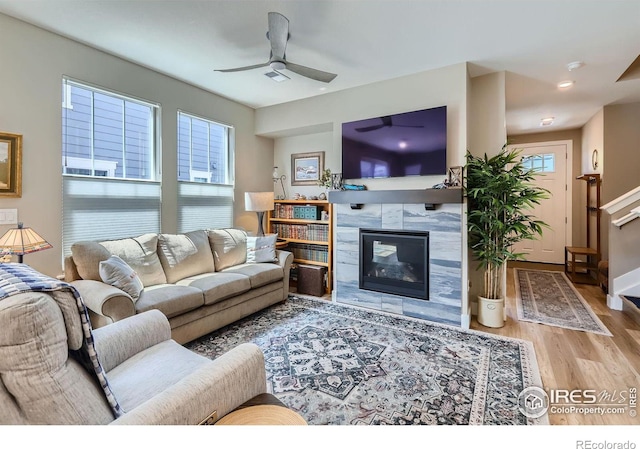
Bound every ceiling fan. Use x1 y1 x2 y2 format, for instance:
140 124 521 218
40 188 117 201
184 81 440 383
355 116 425 133
215 12 337 83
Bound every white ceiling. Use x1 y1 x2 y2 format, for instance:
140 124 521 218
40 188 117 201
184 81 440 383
1 0 639 135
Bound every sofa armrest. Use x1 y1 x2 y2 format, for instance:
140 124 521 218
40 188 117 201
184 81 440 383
92 310 172 373
71 279 136 325
275 250 293 300
109 343 267 425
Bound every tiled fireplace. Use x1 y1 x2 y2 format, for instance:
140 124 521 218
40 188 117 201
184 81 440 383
329 189 464 326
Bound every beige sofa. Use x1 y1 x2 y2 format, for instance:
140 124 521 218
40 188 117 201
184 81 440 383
64 229 293 344
0 289 267 424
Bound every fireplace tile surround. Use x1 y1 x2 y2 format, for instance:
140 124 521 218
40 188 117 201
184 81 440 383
330 190 464 326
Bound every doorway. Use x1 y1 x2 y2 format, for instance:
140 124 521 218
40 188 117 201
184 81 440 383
508 141 572 264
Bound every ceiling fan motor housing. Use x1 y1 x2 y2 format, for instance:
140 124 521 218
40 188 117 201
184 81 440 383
270 61 286 71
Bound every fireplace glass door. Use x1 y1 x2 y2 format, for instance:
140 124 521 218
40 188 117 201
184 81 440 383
359 229 429 300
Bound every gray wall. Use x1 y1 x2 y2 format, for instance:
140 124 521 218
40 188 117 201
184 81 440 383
0 13 274 277
602 102 640 280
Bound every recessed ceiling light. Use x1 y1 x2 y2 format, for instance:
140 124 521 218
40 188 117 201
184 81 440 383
399 140 408 149
540 117 554 126
567 61 585 71
558 80 575 89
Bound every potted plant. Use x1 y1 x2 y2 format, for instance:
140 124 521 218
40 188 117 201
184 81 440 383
465 144 549 328
318 168 333 189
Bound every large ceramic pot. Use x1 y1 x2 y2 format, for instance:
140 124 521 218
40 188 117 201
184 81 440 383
477 295 505 328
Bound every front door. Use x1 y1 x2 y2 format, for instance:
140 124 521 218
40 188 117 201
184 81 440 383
508 141 569 264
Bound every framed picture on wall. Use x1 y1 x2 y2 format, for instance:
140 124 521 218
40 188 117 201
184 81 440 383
0 132 22 198
291 151 324 186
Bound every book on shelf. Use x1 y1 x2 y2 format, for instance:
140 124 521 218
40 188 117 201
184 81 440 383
287 242 328 263
272 223 328 241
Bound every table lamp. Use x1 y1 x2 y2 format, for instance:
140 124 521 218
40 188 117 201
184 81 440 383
0 222 53 263
245 192 274 236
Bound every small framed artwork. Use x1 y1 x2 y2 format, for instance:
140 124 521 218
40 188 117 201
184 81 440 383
0 132 22 198
291 151 324 186
448 166 463 188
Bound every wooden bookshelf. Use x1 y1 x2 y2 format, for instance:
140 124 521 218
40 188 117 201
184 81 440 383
267 199 333 295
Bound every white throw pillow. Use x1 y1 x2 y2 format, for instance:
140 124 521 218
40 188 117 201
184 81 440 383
246 235 278 263
99 255 144 300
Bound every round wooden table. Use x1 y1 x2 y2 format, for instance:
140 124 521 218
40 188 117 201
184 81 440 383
215 404 307 425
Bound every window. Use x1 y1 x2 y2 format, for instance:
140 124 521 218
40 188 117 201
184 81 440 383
177 111 234 232
62 78 161 255
522 153 555 173
62 80 156 180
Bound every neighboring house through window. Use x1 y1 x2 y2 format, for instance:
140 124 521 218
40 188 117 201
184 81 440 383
61 78 161 256
177 111 234 233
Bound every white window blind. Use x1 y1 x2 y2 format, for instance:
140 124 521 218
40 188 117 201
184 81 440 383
177 111 234 233
177 183 234 233
62 176 161 256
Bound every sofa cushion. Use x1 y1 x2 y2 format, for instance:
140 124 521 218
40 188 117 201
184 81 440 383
157 230 216 284
246 234 278 263
223 263 284 289
99 255 144 300
100 234 167 287
176 272 252 305
105 339 210 413
135 284 204 319
208 229 247 271
71 241 112 281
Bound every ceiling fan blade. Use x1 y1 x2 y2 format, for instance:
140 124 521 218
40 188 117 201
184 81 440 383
268 12 289 60
215 62 270 73
355 124 386 133
284 61 337 83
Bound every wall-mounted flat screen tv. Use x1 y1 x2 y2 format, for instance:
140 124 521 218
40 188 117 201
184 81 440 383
341 105 447 180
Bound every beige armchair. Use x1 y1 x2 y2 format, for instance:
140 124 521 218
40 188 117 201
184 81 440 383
0 289 267 425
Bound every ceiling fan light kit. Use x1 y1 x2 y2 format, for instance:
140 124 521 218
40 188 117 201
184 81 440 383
215 12 337 83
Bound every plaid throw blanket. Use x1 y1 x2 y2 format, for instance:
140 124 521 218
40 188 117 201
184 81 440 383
0 263 124 419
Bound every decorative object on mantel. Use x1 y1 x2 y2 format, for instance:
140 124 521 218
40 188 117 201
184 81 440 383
342 184 366 191
448 166 463 188
432 181 448 189
318 192 327 200
465 145 550 328
292 151 324 186
272 166 287 199
330 172 343 190
0 131 22 198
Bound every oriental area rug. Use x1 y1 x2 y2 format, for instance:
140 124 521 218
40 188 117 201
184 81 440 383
187 296 547 425
514 268 612 336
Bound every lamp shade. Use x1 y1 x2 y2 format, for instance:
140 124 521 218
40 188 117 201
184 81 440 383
0 222 52 263
245 192 274 212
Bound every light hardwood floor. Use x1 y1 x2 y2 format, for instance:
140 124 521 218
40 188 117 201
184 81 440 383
471 262 640 425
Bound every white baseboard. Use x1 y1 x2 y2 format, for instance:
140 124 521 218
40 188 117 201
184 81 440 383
607 294 623 311
461 312 471 329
